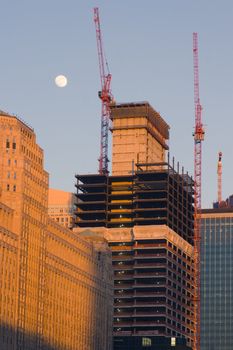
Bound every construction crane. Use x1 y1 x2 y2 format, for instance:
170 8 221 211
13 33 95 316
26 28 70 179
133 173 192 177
193 32 205 350
93 7 113 174
217 151 223 204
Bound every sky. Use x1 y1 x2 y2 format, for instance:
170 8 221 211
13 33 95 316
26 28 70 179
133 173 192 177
0 0 233 208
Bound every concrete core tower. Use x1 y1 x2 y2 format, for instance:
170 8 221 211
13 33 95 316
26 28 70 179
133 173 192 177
110 102 170 176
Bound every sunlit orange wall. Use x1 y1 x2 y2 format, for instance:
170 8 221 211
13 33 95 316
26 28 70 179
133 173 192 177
0 113 113 350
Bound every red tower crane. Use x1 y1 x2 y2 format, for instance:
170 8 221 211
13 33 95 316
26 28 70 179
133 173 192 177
193 32 205 350
217 151 223 204
93 7 113 174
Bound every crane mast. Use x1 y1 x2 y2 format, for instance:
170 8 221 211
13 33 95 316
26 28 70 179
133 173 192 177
94 7 113 174
217 151 223 204
193 32 205 350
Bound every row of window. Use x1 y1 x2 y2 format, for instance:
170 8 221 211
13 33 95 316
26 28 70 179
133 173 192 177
21 144 43 165
7 159 17 166
6 184 16 192
6 140 16 150
55 217 72 223
168 241 192 261
49 207 74 214
21 126 33 139
203 217 233 224
6 171 16 179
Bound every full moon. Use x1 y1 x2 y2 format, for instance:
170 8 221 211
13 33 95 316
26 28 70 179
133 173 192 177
55 75 68 88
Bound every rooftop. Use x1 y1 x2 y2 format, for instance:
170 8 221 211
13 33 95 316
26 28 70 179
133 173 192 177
48 188 76 206
110 101 170 140
0 109 34 132
202 207 233 214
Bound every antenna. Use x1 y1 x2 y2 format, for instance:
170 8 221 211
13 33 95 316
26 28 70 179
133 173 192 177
217 151 223 204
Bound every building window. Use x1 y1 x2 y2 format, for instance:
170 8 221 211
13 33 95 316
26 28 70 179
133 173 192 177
13 185 16 192
7 172 10 179
8 159 11 166
6 139 10 149
14 172 16 179
171 337 176 346
7 184 10 191
12 138 16 149
142 338 152 347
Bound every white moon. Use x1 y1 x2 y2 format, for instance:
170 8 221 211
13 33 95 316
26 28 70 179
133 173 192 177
55 75 68 87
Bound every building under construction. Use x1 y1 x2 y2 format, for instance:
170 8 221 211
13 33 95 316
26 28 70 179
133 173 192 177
110 102 169 176
75 102 194 350
75 161 193 244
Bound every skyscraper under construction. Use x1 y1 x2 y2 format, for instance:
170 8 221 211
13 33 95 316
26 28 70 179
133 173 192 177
75 102 194 350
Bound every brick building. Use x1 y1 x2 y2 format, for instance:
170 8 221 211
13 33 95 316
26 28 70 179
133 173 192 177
0 110 113 350
48 188 76 228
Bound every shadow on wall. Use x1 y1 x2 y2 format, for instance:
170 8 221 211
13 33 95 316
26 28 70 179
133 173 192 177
0 322 68 350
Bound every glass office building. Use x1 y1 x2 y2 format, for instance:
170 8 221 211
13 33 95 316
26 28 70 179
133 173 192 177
201 208 233 350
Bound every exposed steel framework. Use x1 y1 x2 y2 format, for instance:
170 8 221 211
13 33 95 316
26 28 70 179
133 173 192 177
193 32 205 350
75 163 195 348
217 151 223 204
94 7 113 174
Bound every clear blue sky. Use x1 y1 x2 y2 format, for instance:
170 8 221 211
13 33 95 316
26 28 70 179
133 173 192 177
0 0 233 208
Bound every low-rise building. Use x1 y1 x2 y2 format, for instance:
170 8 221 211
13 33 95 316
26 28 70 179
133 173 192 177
48 188 76 228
